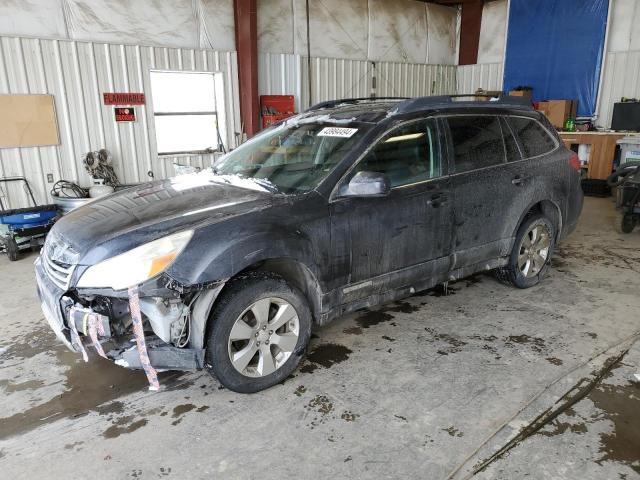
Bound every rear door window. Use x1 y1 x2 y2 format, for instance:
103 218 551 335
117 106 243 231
446 116 506 173
500 117 522 162
507 117 557 158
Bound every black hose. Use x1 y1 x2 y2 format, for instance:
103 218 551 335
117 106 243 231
606 161 640 187
51 180 89 198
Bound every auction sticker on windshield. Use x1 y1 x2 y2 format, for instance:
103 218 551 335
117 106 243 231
317 127 358 138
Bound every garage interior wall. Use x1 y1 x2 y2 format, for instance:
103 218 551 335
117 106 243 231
0 35 240 210
456 0 506 94
596 0 640 128
0 0 240 210
455 0 638 129
0 0 461 209
258 0 459 111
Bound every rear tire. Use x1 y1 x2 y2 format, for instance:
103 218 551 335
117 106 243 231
205 272 312 393
496 214 555 289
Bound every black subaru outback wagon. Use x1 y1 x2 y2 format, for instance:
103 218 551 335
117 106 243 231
36 96 583 392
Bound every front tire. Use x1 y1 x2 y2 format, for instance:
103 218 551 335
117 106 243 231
6 236 19 262
621 214 636 234
205 272 312 393
496 214 555 288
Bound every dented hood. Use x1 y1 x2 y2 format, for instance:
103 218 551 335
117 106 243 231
51 172 273 262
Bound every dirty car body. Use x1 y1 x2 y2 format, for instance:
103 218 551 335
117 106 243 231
35 96 583 392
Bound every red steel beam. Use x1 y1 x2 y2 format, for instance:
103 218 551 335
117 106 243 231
233 0 260 137
458 0 483 65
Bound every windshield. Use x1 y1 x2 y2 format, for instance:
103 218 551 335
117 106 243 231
212 121 370 194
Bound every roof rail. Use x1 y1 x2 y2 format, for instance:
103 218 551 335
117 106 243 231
390 94 532 115
306 97 408 112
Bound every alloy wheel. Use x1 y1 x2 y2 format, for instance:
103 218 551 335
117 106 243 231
227 297 300 377
518 224 551 278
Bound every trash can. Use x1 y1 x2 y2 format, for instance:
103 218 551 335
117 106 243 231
617 136 640 166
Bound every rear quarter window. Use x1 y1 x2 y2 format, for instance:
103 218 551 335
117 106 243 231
507 117 557 158
446 116 505 173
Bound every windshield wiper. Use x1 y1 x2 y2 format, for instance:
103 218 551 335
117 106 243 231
250 177 280 193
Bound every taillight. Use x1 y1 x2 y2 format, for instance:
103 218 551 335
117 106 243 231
568 152 581 172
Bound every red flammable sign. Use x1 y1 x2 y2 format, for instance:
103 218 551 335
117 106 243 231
103 93 145 105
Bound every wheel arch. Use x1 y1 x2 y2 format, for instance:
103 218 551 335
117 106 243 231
515 199 563 241
190 257 324 350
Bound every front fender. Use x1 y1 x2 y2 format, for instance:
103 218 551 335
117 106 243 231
169 225 321 286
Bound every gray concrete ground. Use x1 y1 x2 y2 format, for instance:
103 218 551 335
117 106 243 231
0 196 638 479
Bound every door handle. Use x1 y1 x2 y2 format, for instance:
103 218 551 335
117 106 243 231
511 175 529 186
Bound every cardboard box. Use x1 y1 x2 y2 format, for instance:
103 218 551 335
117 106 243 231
509 89 533 100
474 88 502 101
537 100 578 129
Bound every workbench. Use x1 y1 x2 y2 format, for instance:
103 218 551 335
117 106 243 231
558 131 625 180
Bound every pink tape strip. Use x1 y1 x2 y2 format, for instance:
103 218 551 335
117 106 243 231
88 313 108 359
68 312 88 362
128 287 160 391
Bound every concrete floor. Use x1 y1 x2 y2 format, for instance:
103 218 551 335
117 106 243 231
0 196 639 479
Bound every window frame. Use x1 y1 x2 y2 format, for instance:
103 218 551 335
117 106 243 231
330 116 446 201
150 69 224 157
504 115 560 161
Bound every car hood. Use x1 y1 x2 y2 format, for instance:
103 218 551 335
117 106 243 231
50 172 274 262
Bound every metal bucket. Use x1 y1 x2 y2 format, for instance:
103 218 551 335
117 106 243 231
51 195 94 215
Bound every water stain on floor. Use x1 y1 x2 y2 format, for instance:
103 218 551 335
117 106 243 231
171 403 196 425
355 310 394 329
103 416 149 439
0 325 186 440
590 377 640 473
300 343 353 374
506 335 546 353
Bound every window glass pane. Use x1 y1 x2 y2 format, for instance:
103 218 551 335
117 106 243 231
447 116 505 173
508 117 556 158
350 120 440 188
214 122 370 194
501 117 522 162
150 71 216 112
155 115 218 153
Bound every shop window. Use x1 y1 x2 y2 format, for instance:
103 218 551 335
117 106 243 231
150 71 225 155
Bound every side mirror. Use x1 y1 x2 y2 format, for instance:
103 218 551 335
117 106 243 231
343 171 391 197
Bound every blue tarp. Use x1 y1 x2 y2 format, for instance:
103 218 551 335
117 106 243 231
503 0 609 117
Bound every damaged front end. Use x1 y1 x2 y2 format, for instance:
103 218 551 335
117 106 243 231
35 232 226 388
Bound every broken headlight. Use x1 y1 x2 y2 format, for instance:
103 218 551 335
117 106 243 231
76 230 193 290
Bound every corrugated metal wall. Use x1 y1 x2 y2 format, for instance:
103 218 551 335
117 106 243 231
456 62 504 95
0 35 240 209
597 50 640 128
259 53 457 112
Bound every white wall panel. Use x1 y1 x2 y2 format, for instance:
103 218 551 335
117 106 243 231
456 62 504 94
292 0 369 60
257 0 458 65
0 36 240 209
596 51 640 128
258 0 295 54
259 52 457 111
477 0 507 64
368 0 428 63
0 0 68 39
199 0 236 51
606 0 640 53
426 4 458 65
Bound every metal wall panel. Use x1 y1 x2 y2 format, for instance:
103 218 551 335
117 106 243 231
596 50 640 128
259 52 457 111
0 35 240 209
456 62 504 94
